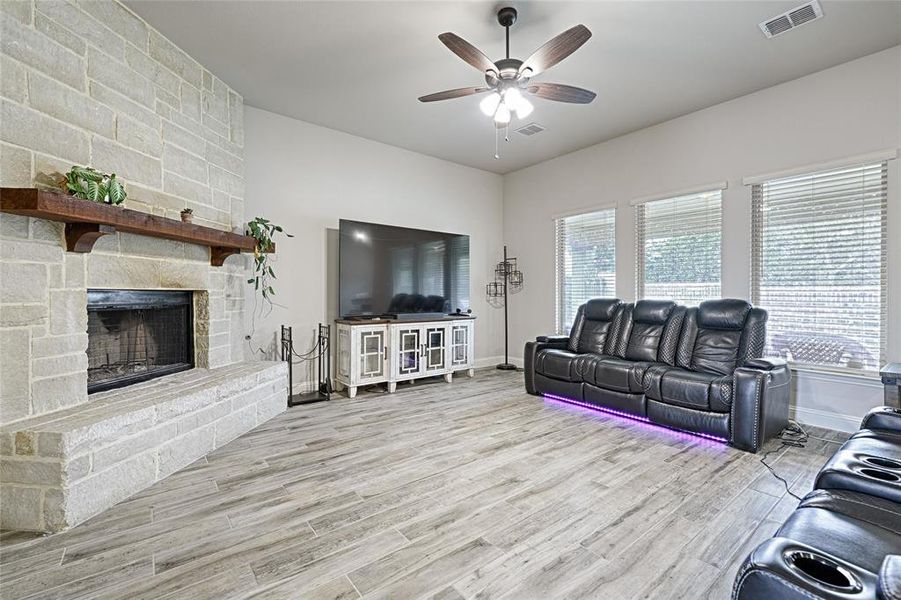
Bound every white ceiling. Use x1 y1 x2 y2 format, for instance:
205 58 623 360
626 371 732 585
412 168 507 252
126 1 901 174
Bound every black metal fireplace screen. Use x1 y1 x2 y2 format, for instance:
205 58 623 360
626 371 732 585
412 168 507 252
87 290 194 393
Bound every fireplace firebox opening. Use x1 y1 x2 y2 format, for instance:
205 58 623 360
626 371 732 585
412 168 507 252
86 289 194 393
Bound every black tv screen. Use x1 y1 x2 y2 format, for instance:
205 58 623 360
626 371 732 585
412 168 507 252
339 220 470 318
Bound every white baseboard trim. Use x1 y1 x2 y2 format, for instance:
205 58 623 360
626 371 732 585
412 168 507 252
289 356 521 395
475 356 524 369
791 405 861 433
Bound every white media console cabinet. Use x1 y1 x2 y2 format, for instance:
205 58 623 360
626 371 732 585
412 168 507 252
335 316 475 398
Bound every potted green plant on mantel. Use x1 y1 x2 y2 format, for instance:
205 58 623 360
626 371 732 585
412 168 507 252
246 217 292 304
180 208 194 223
60 166 126 205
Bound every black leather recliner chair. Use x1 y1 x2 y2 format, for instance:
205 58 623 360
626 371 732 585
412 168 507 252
733 406 901 600
524 298 791 452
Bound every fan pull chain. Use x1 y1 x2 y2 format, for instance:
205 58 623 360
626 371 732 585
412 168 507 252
494 125 499 159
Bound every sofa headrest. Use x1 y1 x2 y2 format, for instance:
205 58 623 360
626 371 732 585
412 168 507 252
633 300 676 324
584 299 621 321
697 299 752 330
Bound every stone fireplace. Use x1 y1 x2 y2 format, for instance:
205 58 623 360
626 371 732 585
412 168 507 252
86 289 195 393
0 0 287 533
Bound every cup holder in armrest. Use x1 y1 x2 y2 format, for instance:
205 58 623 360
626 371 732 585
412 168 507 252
861 456 901 470
858 467 901 482
784 550 864 593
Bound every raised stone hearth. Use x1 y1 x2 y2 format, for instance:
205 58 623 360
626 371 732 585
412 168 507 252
0 361 287 532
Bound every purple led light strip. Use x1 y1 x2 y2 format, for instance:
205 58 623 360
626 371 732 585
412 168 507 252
542 393 729 444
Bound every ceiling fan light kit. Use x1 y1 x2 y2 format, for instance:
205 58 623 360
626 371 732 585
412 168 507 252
420 7 596 158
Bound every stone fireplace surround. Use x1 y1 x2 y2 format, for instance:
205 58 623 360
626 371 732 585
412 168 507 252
0 0 291 532
0 227 288 532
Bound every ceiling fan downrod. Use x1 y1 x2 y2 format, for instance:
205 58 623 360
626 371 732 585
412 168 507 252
497 7 517 60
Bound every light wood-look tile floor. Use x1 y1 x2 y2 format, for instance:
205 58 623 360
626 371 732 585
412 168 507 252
0 370 847 599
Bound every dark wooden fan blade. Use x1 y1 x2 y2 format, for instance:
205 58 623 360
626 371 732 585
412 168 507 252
526 83 596 104
418 87 491 102
438 32 497 74
519 25 591 77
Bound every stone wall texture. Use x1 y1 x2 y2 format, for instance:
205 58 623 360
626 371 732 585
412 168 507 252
0 0 247 425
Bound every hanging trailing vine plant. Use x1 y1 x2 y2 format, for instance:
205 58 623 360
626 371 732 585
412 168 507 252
246 217 292 303
61 166 127 204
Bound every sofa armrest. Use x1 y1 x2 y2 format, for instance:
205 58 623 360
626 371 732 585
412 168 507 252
524 336 569 395
878 555 900 600
861 406 901 434
742 357 787 371
731 360 791 453
733 538 878 600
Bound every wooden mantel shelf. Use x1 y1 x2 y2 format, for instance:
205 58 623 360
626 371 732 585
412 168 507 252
0 188 268 266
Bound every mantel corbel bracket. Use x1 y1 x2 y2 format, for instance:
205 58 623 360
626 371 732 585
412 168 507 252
65 222 116 252
210 246 241 267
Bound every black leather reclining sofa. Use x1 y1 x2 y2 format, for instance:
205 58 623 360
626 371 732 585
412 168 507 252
733 406 901 599
524 298 790 452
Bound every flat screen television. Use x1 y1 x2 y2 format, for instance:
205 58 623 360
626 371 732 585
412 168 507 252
339 219 470 318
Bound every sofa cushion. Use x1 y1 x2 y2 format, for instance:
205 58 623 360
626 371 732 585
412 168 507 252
691 329 743 376
573 354 606 384
586 357 633 392
656 369 720 410
624 300 676 362
573 299 622 354
534 349 580 382
696 298 751 329
689 299 752 376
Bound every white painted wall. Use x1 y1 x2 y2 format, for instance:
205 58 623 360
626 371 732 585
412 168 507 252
503 46 901 431
244 107 505 391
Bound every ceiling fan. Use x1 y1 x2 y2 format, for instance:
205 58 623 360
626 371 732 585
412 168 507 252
419 7 596 131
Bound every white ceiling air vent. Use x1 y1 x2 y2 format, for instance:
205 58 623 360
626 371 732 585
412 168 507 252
759 1 824 38
516 122 545 136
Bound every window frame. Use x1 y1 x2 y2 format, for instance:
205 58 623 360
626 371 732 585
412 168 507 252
634 189 724 305
749 160 889 375
554 207 617 334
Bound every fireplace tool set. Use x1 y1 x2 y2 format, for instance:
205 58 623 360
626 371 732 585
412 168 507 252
281 323 332 406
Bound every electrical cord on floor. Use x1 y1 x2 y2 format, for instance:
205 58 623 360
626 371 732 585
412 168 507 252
759 420 810 502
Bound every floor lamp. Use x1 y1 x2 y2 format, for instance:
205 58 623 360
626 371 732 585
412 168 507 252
487 245 523 370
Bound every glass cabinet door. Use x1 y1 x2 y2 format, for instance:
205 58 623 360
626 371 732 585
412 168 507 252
423 326 446 373
337 327 351 379
450 324 469 367
358 329 386 381
396 327 421 377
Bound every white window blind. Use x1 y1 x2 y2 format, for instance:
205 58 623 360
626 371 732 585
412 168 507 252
751 162 888 372
635 190 722 305
555 208 616 334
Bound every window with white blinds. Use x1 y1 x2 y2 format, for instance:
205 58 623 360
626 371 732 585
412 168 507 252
635 190 722 305
751 162 888 372
555 208 616 334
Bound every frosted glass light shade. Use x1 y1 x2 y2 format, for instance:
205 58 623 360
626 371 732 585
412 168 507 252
514 97 533 119
494 103 511 124
479 92 501 116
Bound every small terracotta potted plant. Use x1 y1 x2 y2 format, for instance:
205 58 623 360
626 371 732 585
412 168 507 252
180 208 194 223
